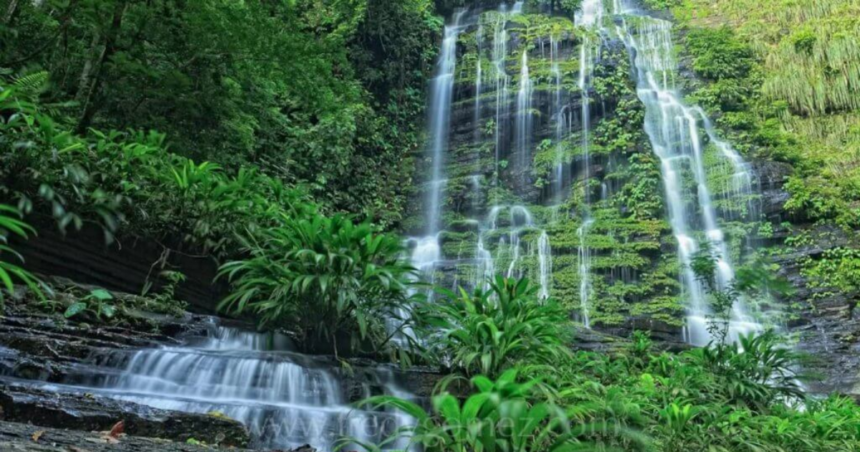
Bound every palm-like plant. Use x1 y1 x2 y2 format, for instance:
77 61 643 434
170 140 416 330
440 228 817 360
218 213 417 356
0 204 44 302
691 331 804 408
420 276 572 378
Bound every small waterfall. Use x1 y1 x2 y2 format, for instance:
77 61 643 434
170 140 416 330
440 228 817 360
577 220 594 328
412 10 466 273
550 36 572 206
474 23 484 143
505 206 534 278
616 14 761 345
201 323 293 351
538 231 552 299
492 3 516 175
573 0 603 327
51 322 415 450
516 50 533 171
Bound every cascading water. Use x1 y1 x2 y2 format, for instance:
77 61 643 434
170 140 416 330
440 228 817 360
538 231 552 299
411 11 466 275
549 36 571 205
31 322 412 450
474 23 484 144
413 2 553 299
615 8 761 344
516 50 533 172
572 0 604 328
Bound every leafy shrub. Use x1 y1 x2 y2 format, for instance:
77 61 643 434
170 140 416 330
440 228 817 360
642 0 683 10
420 276 572 378
64 288 116 320
218 214 416 357
685 27 754 81
344 369 629 452
690 331 804 408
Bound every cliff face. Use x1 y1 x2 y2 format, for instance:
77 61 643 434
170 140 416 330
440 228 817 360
406 5 684 333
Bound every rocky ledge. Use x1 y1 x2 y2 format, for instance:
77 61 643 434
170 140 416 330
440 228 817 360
0 279 444 450
0 279 255 450
0 419 255 452
0 382 249 447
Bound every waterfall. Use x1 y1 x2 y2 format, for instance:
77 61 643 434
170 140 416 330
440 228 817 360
505 206 534 278
492 3 513 175
551 36 567 201
538 231 552 299
39 322 414 450
475 23 484 143
616 13 761 345
516 50 533 171
412 10 466 275
573 0 603 328
409 2 552 297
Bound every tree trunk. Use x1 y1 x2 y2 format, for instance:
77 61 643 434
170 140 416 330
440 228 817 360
76 0 128 134
75 33 101 103
3 0 20 24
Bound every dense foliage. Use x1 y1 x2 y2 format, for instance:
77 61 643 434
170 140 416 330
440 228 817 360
347 369 635 452
0 0 440 227
0 72 312 258
352 293 860 451
667 0 860 229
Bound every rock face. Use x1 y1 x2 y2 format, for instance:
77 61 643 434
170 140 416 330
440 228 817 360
9 220 227 313
771 223 860 397
407 6 684 332
737 160 860 398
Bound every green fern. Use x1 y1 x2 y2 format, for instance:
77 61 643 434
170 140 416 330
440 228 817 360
11 71 49 97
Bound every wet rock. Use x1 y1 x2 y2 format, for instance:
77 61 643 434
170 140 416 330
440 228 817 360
571 325 630 354
288 444 317 452
768 223 860 397
0 382 249 447
751 160 793 219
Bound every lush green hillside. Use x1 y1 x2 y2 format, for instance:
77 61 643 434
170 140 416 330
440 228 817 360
669 0 860 227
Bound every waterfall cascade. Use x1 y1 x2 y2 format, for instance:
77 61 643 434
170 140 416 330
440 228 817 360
410 1 554 299
411 0 765 342
613 4 762 344
572 0 605 328
20 321 412 450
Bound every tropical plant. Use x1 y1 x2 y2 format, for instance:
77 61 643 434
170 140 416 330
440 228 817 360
690 330 804 408
342 369 629 452
218 214 417 357
0 73 312 258
420 276 572 378
0 204 44 303
64 288 116 320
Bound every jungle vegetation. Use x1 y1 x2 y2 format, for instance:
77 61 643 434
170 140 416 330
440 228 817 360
1 1 860 451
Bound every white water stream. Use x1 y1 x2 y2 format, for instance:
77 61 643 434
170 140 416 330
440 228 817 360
613 4 761 344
